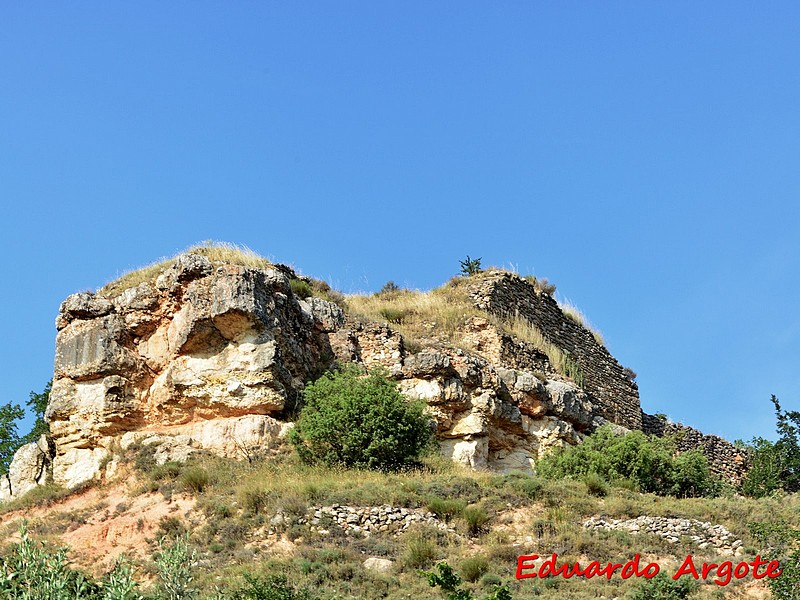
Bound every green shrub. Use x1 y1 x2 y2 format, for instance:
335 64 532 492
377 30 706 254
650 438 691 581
290 366 434 471
401 529 438 569
378 281 400 295
749 521 800 600
536 425 720 497
583 472 609 497
462 505 490 536
290 279 313 300
180 466 211 494
459 256 482 277
460 555 489 582
742 395 800 496
629 571 696 600
425 561 513 600
154 535 197 600
236 573 320 600
426 497 466 523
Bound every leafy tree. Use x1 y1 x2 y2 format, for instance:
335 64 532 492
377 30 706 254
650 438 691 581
459 256 482 277
0 402 24 474
749 521 800 600
290 365 433 471
742 395 800 496
23 379 51 444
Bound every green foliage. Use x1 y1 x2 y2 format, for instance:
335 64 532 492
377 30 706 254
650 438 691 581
23 380 51 444
743 395 800 496
289 279 313 300
425 561 512 600
749 521 800 600
378 307 407 324
459 256 482 277
154 535 197 600
0 522 145 599
235 573 320 600
0 401 25 474
462 505 490 536
459 555 489 583
290 366 434 471
179 466 211 494
628 571 696 600
536 425 720 497
100 557 143 600
426 497 466 523
742 437 783 497
378 281 400 295
583 472 609 497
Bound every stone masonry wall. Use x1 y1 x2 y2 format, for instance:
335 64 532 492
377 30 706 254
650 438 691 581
468 272 642 430
641 412 750 484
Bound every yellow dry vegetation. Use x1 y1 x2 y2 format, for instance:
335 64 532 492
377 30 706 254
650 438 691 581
346 276 584 385
98 241 271 298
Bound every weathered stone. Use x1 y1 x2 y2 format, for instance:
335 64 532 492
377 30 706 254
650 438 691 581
0 436 53 502
363 558 394 573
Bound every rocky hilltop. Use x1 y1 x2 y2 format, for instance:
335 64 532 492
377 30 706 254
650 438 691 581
0 249 749 501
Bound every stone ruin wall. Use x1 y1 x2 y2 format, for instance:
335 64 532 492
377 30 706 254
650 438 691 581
467 272 642 430
467 271 749 483
641 412 750 484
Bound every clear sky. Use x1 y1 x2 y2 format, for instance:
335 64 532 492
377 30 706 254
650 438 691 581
2 3 798 443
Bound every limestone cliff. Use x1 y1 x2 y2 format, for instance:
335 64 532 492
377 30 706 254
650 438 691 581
2 251 749 501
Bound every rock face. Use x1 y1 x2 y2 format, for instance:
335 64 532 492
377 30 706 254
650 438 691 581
0 436 54 502
45 256 339 490
1 253 748 500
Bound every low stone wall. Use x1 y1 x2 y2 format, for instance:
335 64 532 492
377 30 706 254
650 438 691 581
584 515 743 556
294 505 451 537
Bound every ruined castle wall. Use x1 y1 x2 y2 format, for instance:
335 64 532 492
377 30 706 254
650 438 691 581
641 412 750 484
468 273 642 430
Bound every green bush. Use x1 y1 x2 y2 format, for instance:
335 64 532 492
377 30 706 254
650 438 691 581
459 256 482 277
749 521 800 600
154 535 197 600
742 395 800 497
460 555 489 582
462 505 490 536
629 571 696 600
180 466 211 494
236 573 320 600
290 366 433 471
536 425 720 497
290 279 313 300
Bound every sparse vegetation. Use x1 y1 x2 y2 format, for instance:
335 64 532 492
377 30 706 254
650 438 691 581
289 278 313 300
559 300 605 347
459 256 483 277
98 242 272 298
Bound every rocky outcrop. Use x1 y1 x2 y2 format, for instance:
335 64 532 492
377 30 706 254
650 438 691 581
0 436 54 502
2 253 748 500
45 255 339 489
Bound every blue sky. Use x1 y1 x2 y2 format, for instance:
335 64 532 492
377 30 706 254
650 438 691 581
2 3 798 443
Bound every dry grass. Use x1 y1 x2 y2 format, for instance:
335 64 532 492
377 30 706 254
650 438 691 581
98 241 271 298
344 283 484 347
345 280 590 387
558 299 605 347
